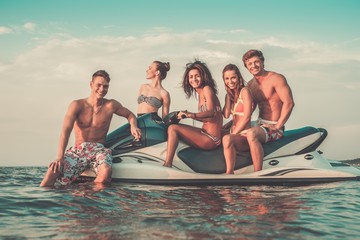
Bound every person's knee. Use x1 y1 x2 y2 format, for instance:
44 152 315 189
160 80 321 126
246 128 254 138
246 129 258 142
167 125 177 134
247 127 266 144
222 135 232 148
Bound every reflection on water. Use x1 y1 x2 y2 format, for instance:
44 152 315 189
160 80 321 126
53 184 307 239
1 167 360 240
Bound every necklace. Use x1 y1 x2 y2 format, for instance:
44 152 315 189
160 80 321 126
93 99 103 114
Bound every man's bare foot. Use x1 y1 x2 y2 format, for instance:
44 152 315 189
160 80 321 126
163 162 172 168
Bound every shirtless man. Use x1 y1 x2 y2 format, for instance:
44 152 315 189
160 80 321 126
40 70 141 187
242 50 295 171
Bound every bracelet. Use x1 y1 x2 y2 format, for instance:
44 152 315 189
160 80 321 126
193 113 196 119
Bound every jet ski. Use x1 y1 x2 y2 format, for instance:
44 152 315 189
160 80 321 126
80 112 360 185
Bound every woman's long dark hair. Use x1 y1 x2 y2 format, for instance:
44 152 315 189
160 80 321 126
182 60 218 99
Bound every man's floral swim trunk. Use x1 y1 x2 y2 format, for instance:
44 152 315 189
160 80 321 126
56 142 112 186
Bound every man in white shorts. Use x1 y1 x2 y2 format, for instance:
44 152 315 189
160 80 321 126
241 50 295 172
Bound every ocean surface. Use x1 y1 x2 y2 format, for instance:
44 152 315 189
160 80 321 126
1 166 360 240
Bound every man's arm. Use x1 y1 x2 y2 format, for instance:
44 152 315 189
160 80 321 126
113 100 141 140
50 100 78 173
274 74 295 129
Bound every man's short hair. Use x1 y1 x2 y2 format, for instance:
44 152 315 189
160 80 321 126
92 70 110 82
242 49 265 67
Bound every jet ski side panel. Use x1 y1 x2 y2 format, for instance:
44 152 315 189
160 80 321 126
178 126 323 174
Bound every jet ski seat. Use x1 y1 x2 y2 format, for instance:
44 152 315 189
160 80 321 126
178 126 326 174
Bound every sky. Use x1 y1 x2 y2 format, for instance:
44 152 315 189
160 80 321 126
0 0 359 166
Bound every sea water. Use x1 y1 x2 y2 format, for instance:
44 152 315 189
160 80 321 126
1 166 360 240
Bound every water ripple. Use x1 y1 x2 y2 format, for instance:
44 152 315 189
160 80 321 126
1 167 360 239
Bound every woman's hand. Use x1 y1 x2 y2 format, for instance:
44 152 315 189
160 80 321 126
177 110 188 119
178 110 196 119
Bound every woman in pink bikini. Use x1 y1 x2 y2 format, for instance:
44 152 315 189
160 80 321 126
222 64 253 174
163 60 223 168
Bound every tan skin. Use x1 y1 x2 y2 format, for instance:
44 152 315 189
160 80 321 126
222 70 253 174
240 55 295 171
40 76 141 187
137 62 170 118
163 69 223 168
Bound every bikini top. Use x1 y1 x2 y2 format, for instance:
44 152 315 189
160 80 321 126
231 88 245 117
199 97 221 113
137 94 163 109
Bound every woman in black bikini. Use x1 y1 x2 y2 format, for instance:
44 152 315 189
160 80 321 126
221 64 253 174
137 61 171 118
163 60 223 168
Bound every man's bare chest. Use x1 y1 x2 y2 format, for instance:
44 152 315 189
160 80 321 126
76 110 109 129
250 83 275 102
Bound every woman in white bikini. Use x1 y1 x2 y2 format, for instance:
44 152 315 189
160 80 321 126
137 61 171 119
222 64 253 174
163 60 223 168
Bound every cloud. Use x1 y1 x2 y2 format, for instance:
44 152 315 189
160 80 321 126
0 22 37 36
0 26 13 35
23 22 36 31
229 29 247 34
207 34 360 66
2 29 360 91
